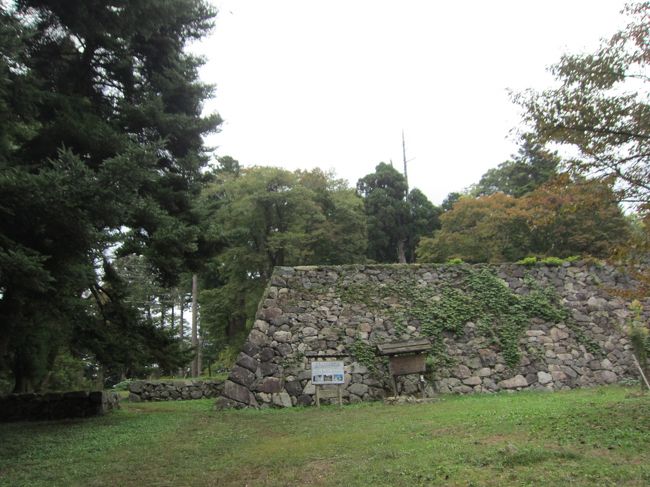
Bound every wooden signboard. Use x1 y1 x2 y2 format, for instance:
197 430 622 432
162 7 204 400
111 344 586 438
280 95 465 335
377 339 432 398
388 354 426 376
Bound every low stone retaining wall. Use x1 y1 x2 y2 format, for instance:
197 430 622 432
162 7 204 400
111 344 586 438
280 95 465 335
128 380 223 402
0 391 120 422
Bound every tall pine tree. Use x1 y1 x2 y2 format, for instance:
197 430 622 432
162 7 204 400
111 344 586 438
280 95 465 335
0 1 220 391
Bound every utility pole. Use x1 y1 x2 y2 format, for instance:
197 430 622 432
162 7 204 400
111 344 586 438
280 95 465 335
402 130 409 192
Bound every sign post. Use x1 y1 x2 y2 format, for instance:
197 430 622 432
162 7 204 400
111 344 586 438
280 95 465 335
311 360 345 407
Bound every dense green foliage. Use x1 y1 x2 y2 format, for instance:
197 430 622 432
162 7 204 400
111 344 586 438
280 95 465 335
198 166 368 354
0 387 648 486
417 175 629 263
357 163 440 263
0 1 219 391
340 267 575 369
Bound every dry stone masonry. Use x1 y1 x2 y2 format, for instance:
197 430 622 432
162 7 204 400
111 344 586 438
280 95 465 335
217 262 648 409
128 380 223 402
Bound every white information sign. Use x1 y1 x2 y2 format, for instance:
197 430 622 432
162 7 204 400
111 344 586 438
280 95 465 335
311 361 345 385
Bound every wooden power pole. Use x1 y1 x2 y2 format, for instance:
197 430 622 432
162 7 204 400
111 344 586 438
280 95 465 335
402 130 409 192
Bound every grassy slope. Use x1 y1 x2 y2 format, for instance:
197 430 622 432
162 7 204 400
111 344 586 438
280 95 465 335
0 386 648 486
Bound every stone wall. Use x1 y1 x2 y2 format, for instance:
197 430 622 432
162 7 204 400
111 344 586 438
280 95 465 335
217 262 648 409
128 380 223 401
0 391 120 422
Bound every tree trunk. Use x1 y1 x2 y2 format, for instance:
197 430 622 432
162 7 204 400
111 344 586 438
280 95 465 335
177 295 185 377
191 273 199 378
197 337 203 377
397 239 407 264
179 295 184 340
170 296 175 334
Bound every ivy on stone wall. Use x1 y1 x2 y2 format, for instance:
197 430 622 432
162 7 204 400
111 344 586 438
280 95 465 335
339 267 584 369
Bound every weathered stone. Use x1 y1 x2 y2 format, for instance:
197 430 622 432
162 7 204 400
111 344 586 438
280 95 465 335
297 394 313 406
271 392 292 408
129 381 144 394
230 365 256 387
254 320 269 333
478 349 497 366
248 329 269 347
259 347 275 362
259 362 278 377
498 375 528 389
276 343 293 356
349 362 368 374
303 381 316 395
550 327 569 341
587 296 608 311
302 326 318 337
273 330 292 343
223 380 251 405
285 380 303 396
599 370 618 384
257 377 283 394
348 383 369 396
551 370 568 382
463 376 482 386
236 353 259 373
264 307 283 322
526 330 545 337
537 371 553 385
455 364 471 378
478 368 492 377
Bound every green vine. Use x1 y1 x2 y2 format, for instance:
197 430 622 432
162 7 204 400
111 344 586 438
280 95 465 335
350 340 387 379
339 267 589 370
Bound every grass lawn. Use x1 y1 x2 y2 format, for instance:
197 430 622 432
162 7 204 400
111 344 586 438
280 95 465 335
0 386 648 486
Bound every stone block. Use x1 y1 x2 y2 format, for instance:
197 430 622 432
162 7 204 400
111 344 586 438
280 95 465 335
455 364 471 378
463 376 482 386
284 380 303 396
259 362 278 377
236 353 259 373
498 375 528 389
478 368 492 377
230 365 256 388
348 383 369 396
537 371 553 385
248 329 269 347
257 377 283 394
599 370 617 384
223 380 251 405
272 392 293 408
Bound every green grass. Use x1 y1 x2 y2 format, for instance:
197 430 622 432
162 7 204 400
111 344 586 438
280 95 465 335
0 386 648 486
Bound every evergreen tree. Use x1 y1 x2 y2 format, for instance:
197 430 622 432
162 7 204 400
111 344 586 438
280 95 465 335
357 163 440 263
0 1 219 391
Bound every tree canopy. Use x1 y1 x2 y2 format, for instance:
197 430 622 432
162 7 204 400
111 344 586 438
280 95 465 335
514 2 649 208
0 0 219 391
417 175 629 263
357 163 440 263
198 166 367 349
472 136 561 198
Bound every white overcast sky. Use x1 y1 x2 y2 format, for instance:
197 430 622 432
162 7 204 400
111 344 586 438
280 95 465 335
194 0 629 205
